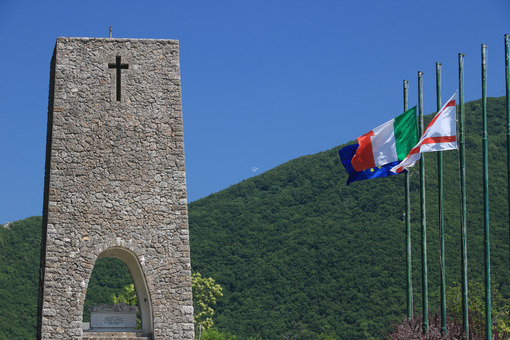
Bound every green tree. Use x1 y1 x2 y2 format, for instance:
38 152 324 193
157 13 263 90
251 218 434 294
111 283 140 329
112 283 138 306
192 272 223 336
198 327 238 340
446 281 510 337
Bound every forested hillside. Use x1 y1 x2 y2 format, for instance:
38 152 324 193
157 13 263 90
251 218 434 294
0 217 41 339
187 96 510 338
1 97 509 339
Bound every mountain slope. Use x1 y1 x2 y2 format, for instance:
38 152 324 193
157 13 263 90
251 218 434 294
188 96 510 339
0 217 41 339
0 97 509 339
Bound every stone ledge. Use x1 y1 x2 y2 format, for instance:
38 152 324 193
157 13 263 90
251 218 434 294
82 331 151 339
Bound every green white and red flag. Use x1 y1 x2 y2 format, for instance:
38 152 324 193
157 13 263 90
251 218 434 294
350 107 418 171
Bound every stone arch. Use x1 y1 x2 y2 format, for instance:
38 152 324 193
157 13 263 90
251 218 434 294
92 247 153 336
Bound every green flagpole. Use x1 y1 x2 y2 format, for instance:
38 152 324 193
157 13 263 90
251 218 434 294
418 71 429 333
505 34 510 264
436 62 447 336
404 79 413 320
459 52 469 339
481 44 492 340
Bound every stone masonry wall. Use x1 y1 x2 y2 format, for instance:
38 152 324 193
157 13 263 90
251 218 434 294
37 37 193 339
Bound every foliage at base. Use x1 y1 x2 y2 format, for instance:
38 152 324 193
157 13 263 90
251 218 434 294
193 272 223 333
111 283 141 329
196 327 239 340
387 311 508 340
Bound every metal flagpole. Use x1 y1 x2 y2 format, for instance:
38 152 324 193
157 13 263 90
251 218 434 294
404 79 413 320
418 71 429 333
436 62 447 336
505 34 510 264
481 44 492 340
458 52 469 339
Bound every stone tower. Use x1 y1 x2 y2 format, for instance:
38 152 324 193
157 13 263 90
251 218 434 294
37 37 194 339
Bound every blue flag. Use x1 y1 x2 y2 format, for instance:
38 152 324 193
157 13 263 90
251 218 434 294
339 144 405 185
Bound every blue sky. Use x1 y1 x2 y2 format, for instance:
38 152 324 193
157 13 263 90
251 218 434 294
1 1 509 224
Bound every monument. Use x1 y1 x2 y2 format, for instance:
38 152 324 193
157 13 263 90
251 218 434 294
37 37 194 339
89 303 138 331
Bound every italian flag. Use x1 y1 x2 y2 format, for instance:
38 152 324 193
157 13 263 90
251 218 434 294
391 92 457 174
351 107 418 171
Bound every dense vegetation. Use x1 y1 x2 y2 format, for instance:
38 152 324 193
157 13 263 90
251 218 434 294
0 97 509 339
0 217 41 339
187 96 510 338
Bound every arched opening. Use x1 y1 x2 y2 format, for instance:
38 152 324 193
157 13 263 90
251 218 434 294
83 257 134 324
82 247 153 336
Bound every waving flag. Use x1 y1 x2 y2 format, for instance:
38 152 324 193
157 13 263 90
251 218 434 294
339 144 403 184
339 107 418 184
391 92 457 174
349 107 418 171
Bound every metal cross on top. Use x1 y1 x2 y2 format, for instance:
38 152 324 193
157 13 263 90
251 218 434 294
108 56 129 101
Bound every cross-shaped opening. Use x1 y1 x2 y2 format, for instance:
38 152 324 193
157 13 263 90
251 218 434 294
108 56 129 101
